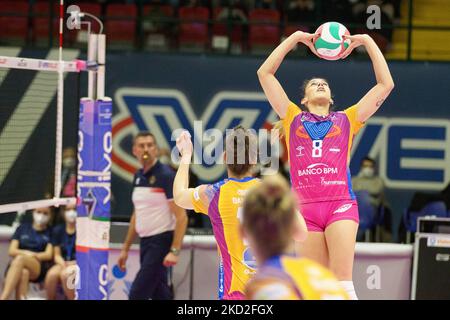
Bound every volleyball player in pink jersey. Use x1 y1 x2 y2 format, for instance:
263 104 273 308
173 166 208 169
257 31 394 299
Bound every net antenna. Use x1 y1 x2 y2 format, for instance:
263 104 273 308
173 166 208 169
66 4 104 35
66 4 105 100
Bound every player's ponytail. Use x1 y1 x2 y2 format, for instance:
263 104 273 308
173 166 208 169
225 126 257 176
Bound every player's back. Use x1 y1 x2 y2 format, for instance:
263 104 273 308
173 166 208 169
198 176 260 299
246 255 349 300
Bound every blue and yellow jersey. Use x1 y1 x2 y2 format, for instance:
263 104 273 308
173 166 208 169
191 176 260 300
246 255 349 300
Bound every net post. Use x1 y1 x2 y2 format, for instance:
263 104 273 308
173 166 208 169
97 34 106 100
87 34 98 100
76 31 111 300
76 97 112 300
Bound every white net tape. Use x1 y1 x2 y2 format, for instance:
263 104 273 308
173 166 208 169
0 56 81 73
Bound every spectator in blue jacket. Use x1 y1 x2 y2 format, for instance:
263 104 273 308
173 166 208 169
0 207 53 300
45 204 77 300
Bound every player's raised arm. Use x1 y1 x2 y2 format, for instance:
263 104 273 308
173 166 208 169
257 31 319 119
341 34 394 122
173 131 195 209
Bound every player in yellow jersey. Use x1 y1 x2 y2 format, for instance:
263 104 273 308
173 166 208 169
242 174 349 300
173 126 260 299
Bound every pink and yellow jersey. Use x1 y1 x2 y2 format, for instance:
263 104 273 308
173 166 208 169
282 102 365 204
246 255 349 300
191 176 260 300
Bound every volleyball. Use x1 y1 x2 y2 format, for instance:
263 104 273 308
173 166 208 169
314 22 351 60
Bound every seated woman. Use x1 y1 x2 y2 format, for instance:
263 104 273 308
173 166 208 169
45 204 77 300
0 207 53 300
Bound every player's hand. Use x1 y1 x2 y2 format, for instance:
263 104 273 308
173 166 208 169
163 252 178 267
118 250 128 272
271 120 285 141
340 34 370 59
176 130 193 158
296 31 320 58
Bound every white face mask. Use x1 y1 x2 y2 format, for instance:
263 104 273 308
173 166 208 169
361 167 375 178
33 212 50 226
63 157 76 169
64 209 77 223
159 155 171 165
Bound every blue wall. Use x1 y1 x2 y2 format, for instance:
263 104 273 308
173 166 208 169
4 48 448 240
105 52 450 241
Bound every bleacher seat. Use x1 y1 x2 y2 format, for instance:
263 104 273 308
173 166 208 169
248 9 280 54
142 4 174 50
211 7 245 52
178 6 209 52
0 1 29 45
32 2 59 46
403 200 447 243
387 0 450 61
105 4 137 49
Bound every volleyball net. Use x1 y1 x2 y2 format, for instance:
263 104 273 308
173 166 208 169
0 44 112 301
1 0 111 299
0 54 86 214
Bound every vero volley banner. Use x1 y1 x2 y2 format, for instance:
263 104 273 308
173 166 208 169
76 98 112 300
